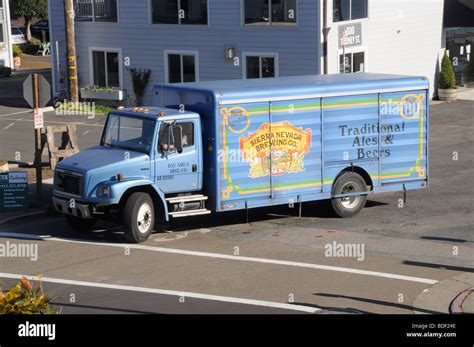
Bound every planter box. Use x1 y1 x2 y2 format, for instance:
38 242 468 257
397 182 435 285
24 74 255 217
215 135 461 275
81 89 126 101
438 88 457 102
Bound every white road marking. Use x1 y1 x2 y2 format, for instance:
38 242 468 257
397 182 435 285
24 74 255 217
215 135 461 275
3 122 15 130
0 272 318 313
0 110 31 118
0 232 439 284
82 130 90 136
0 117 105 127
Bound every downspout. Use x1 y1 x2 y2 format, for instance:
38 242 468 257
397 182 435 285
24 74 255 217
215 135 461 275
322 0 331 74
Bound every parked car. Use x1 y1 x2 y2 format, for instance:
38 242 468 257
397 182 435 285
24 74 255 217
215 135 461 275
10 27 26 45
31 20 49 41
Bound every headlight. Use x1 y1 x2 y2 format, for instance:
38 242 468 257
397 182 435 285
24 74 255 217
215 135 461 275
97 185 110 198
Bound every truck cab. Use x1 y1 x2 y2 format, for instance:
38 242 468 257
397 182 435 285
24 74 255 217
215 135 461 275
53 107 209 243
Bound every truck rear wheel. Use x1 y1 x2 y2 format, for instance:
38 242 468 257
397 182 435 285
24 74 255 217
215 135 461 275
123 192 154 243
331 172 368 218
65 215 96 232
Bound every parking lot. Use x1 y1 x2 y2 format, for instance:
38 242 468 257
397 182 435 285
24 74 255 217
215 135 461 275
0 94 473 314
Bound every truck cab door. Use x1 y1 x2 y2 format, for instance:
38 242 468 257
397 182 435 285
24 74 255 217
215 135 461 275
154 119 201 194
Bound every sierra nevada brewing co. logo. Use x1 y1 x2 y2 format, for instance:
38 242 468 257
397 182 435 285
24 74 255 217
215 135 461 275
239 121 312 178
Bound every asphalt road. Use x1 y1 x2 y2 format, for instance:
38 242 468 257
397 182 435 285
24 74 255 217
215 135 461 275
0 99 473 314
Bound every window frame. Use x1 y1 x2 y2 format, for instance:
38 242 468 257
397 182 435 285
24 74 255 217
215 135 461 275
149 0 209 26
0 3 5 45
338 48 367 73
164 50 199 83
242 52 279 79
74 0 119 23
158 121 195 153
332 0 369 23
88 47 123 88
242 0 298 28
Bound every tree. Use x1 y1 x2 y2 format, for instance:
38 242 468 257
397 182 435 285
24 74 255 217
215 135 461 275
10 0 48 41
439 51 456 89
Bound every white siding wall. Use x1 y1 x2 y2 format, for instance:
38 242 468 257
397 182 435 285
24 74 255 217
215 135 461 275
323 0 445 98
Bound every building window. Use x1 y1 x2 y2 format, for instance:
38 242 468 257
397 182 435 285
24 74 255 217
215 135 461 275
74 0 118 22
244 0 297 26
339 51 365 73
0 3 4 44
244 54 278 78
151 0 208 25
166 52 198 83
91 50 121 87
333 0 367 22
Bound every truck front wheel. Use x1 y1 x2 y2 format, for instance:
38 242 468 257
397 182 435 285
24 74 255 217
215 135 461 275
65 215 96 232
331 172 368 218
123 192 155 243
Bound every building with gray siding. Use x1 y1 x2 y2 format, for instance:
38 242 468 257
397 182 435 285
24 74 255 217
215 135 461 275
48 0 321 105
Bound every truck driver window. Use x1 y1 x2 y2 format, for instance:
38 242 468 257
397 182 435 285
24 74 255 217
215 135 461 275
159 122 194 153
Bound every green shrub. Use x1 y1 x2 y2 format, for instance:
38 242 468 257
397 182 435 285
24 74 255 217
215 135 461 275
28 37 42 45
439 52 456 89
0 276 58 314
12 45 23 57
464 58 474 83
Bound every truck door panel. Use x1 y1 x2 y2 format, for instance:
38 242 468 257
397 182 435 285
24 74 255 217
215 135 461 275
379 91 428 184
154 120 200 194
219 102 271 202
269 99 323 197
322 93 380 191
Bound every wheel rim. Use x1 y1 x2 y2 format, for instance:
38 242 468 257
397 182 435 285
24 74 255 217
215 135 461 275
137 202 153 234
340 182 361 209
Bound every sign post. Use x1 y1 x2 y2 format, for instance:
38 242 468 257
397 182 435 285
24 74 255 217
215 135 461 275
23 74 51 203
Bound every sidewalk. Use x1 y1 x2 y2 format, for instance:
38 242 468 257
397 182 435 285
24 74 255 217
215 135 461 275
456 86 474 101
414 273 474 314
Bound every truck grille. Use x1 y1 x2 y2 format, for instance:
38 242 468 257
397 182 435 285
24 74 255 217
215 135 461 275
54 170 83 198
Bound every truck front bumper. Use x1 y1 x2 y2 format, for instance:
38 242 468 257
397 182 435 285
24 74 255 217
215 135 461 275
52 196 94 219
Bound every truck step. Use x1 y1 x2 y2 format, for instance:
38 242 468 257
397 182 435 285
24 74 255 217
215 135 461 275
166 195 208 203
169 209 211 218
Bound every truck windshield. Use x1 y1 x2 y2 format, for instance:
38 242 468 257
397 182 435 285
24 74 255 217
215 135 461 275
102 114 156 154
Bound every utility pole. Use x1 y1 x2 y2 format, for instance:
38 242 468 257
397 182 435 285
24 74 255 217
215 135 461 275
64 0 79 103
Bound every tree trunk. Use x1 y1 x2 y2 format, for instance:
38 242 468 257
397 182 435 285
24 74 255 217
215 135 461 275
25 17 32 42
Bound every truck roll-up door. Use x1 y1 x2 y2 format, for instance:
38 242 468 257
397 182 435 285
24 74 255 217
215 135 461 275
379 91 428 184
269 99 323 198
219 102 271 201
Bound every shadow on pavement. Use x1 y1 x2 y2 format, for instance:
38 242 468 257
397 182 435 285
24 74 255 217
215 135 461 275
313 292 444 314
402 260 474 273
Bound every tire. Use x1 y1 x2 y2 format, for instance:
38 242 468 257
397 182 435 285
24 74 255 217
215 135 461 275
123 192 155 243
331 172 368 218
65 215 96 232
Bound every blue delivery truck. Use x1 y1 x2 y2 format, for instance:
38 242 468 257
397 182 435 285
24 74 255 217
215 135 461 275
53 73 429 243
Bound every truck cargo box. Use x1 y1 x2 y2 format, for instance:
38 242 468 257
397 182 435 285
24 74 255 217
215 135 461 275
153 73 429 212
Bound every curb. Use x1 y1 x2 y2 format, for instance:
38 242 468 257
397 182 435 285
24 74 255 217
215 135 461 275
413 273 474 314
0 210 49 226
450 288 473 314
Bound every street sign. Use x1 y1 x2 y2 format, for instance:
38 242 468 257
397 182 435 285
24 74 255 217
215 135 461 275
34 108 44 129
0 171 29 212
23 74 51 108
338 23 362 48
